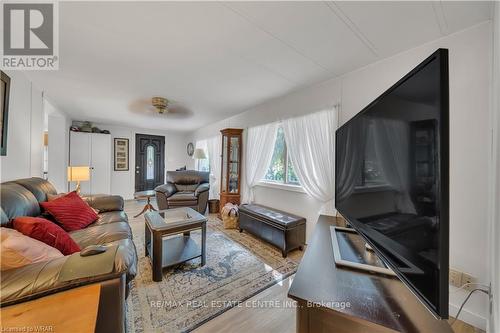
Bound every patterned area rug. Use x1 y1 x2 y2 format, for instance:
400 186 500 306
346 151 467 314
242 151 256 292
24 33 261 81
125 204 299 333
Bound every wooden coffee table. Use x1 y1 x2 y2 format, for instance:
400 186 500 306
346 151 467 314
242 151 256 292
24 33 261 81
144 207 207 282
134 190 157 218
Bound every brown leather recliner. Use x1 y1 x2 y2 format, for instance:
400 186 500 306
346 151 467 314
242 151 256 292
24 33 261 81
155 170 210 213
0 177 138 333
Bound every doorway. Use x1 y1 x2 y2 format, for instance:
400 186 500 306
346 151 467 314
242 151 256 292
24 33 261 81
135 134 165 192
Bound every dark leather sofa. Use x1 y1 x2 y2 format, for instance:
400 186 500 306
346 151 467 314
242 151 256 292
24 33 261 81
155 170 210 213
0 177 137 333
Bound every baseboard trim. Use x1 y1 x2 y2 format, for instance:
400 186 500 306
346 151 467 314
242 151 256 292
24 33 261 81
449 303 487 331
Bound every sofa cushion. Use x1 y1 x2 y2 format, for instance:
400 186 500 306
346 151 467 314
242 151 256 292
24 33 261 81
93 211 128 226
13 177 57 203
69 222 132 248
0 183 41 226
166 170 209 185
13 217 80 255
105 238 138 282
1 227 63 271
175 184 198 192
83 195 124 213
40 192 99 231
167 191 197 203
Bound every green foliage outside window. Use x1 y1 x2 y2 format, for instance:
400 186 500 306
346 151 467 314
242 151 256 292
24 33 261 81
264 127 300 185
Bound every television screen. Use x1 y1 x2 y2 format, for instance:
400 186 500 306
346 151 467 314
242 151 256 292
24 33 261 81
335 49 449 318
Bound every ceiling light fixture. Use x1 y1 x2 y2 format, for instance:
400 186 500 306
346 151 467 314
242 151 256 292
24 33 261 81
152 97 169 114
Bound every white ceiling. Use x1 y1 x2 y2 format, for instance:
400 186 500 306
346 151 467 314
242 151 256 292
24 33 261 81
27 1 493 132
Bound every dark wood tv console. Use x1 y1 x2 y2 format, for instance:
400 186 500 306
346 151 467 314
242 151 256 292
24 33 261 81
288 215 453 333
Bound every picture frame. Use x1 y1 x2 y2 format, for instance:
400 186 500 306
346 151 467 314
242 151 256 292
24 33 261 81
1 71 11 156
114 138 129 171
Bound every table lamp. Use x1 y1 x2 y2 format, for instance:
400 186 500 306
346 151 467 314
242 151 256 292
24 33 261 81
67 166 90 194
192 148 207 170
192 148 207 160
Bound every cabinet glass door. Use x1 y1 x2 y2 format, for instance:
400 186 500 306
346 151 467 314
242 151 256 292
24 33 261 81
221 135 228 193
229 136 239 193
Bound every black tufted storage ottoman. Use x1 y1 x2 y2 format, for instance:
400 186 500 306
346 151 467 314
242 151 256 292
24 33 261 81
239 204 306 257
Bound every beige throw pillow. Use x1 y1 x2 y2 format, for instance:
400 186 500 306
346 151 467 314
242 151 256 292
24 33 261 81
1 227 63 271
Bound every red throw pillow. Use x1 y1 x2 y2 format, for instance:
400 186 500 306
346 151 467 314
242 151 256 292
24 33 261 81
47 193 100 214
40 191 99 232
13 217 80 255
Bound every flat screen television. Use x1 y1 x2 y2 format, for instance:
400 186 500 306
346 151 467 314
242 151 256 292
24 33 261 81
335 49 449 318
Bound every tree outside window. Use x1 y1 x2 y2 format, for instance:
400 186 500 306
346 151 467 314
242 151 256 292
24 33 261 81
264 127 300 185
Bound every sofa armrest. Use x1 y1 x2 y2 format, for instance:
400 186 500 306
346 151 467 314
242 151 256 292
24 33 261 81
195 183 210 197
155 183 177 198
1 248 124 306
83 195 124 212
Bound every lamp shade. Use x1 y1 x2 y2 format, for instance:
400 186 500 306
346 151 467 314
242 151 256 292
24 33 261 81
192 148 207 159
67 166 90 182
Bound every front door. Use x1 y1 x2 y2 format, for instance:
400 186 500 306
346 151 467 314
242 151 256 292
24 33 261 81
135 134 165 192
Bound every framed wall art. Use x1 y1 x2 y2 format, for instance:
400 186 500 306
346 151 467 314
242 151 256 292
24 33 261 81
114 138 129 171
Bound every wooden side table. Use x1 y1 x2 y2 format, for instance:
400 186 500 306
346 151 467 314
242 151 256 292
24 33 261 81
1 284 101 333
134 190 157 218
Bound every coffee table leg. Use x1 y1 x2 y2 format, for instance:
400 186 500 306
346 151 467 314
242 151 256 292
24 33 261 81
134 204 149 218
201 223 206 266
152 233 163 282
146 196 157 212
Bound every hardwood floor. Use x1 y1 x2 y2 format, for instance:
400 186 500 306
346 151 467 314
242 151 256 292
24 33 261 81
192 273 482 333
127 200 484 333
193 276 296 333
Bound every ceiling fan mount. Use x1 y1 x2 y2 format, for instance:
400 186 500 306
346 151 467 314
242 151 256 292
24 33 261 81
152 97 169 114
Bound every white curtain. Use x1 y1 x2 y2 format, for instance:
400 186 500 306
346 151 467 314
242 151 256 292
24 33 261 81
206 135 221 200
194 140 208 171
282 109 337 214
242 122 278 203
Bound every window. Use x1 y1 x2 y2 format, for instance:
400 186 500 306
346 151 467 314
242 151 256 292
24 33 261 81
195 140 210 172
197 158 210 172
146 145 155 180
264 127 300 185
356 122 387 188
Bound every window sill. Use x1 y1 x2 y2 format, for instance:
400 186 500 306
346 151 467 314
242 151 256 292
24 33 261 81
257 181 306 193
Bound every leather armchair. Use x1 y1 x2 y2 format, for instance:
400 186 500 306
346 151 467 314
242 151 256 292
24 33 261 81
155 170 210 213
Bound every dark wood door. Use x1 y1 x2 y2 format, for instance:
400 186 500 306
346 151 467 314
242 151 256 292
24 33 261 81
135 134 165 192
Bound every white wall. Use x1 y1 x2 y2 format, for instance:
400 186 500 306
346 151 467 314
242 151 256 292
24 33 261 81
489 3 500 333
0 71 44 182
90 123 190 200
340 22 492 330
190 22 493 329
46 100 71 193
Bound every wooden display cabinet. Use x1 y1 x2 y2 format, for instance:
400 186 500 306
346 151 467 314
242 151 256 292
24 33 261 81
219 128 243 212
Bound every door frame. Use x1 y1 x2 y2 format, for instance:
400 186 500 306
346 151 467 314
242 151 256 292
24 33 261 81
134 133 165 192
